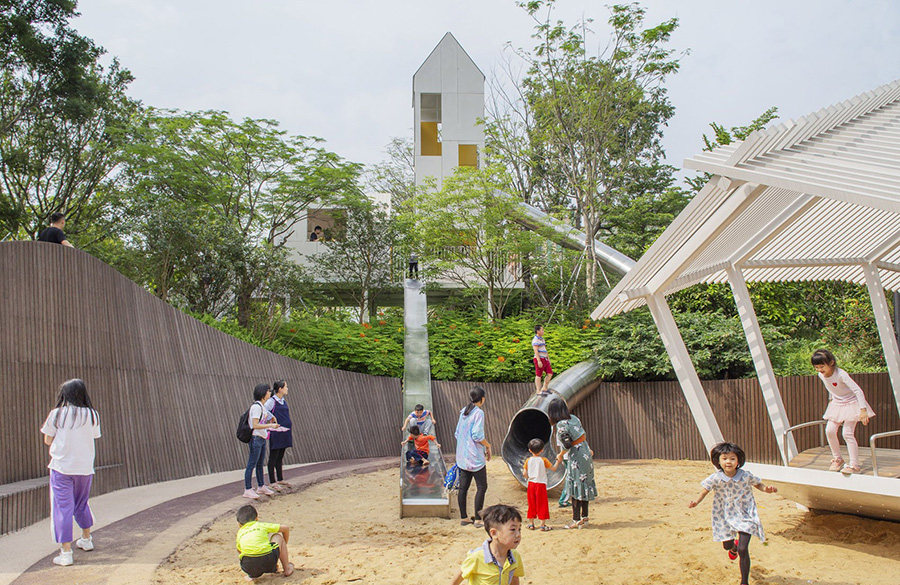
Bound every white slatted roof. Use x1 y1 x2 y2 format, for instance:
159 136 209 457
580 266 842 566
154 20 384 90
592 79 900 320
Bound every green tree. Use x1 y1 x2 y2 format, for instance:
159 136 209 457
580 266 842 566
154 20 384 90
0 0 105 137
365 137 414 208
119 109 360 327
306 194 398 323
0 60 136 239
485 1 683 302
0 0 138 240
404 166 539 318
684 106 778 194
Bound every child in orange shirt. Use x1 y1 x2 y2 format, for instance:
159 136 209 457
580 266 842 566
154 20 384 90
522 438 559 531
403 425 440 466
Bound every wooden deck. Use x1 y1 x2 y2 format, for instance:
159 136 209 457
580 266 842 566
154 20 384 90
788 446 900 478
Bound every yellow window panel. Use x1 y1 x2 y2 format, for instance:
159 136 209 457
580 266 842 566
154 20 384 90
458 144 478 167
421 122 442 156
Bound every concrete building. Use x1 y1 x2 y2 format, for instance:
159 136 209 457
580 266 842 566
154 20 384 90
413 32 485 188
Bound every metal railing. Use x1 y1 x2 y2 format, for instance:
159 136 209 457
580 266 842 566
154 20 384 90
870 430 900 477
782 420 827 467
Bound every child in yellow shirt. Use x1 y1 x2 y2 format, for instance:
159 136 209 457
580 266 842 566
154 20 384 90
235 505 294 580
450 504 524 585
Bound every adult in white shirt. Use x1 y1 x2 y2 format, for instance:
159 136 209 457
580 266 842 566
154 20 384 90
243 383 279 499
40 379 101 567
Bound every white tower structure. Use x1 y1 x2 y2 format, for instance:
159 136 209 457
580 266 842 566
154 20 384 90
413 33 485 188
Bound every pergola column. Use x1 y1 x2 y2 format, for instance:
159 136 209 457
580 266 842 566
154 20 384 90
646 293 724 451
862 263 900 417
726 265 797 464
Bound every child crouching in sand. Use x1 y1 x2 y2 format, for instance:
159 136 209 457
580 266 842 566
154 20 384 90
688 442 777 585
451 504 524 584
236 505 294 580
522 438 559 531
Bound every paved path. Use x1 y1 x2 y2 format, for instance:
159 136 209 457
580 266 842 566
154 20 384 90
1 457 394 585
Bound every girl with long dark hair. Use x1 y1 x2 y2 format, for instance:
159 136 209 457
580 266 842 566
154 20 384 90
265 380 293 489
40 379 101 566
454 386 491 526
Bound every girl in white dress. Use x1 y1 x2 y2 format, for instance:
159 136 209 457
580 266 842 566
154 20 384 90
811 349 874 474
689 442 778 585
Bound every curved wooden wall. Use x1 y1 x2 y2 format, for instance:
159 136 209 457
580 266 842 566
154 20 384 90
0 242 400 534
3 242 899 534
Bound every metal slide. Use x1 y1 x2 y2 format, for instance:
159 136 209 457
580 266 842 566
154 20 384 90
502 361 602 488
501 201 637 486
400 278 450 517
511 201 635 275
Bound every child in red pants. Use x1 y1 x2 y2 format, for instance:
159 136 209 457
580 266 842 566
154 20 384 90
522 438 559 530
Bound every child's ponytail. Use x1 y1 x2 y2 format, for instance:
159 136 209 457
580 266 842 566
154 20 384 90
462 386 486 416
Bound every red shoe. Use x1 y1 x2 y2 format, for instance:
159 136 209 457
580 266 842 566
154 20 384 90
727 539 738 560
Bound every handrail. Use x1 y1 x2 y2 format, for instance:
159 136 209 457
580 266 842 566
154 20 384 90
870 430 900 477
782 420 827 467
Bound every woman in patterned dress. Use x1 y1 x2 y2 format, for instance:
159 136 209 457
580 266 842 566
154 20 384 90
688 442 778 585
548 398 597 529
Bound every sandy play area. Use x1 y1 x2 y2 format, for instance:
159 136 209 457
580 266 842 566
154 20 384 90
153 459 900 585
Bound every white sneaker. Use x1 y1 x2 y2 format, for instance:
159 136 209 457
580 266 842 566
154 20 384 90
76 536 94 551
52 549 74 566
243 488 260 499
256 485 276 496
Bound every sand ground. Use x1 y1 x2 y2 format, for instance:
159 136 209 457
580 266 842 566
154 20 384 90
152 459 900 585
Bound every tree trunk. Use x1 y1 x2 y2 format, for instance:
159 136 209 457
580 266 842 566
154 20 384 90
361 288 370 324
521 251 533 310
236 274 253 328
582 208 596 299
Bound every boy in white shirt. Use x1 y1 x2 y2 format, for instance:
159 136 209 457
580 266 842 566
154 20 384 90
522 438 559 531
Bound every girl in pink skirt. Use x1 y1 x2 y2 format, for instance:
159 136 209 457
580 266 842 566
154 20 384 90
811 349 875 474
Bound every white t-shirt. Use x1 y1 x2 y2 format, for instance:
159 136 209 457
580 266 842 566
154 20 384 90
249 402 273 439
40 407 101 475
818 368 870 406
525 455 551 484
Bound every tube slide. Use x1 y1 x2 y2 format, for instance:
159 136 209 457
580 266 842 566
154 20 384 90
501 360 602 488
503 201 635 487
511 201 635 276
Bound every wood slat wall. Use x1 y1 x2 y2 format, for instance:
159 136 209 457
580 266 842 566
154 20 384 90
0 242 400 534
432 377 900 465
3 242 900 534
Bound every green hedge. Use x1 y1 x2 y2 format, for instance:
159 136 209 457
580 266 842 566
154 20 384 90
193 307 885 383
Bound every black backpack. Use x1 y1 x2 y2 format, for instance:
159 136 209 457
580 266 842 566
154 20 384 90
236 406 253 443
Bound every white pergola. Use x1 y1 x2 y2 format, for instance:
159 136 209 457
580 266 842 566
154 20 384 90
592 79 900 469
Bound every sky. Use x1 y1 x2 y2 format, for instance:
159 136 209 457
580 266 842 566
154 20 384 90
73 0 900 177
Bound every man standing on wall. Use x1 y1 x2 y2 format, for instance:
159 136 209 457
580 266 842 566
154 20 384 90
37 212 74 248
532 325 553 395
408 252 419 280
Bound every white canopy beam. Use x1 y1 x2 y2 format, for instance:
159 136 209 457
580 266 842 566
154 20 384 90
726 266 797 464
730 194 819 266
862 263 900 417
642 183 767 297
743 257 868 269
867 229 900 262
646 293 724 450
682 160 900 217
874 261 900 275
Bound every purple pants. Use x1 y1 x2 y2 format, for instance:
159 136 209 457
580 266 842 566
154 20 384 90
49 470 94 544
